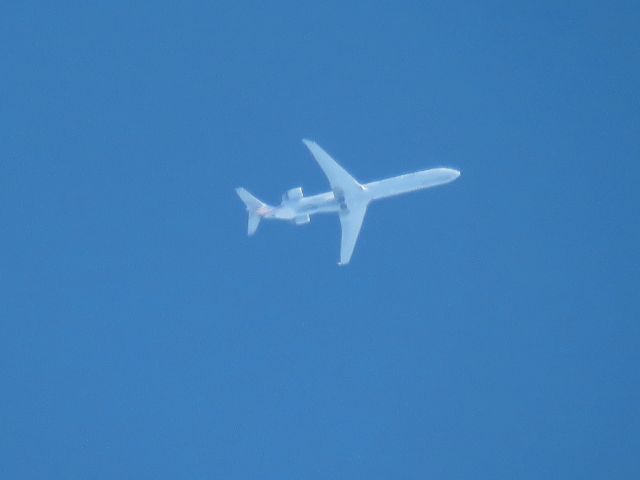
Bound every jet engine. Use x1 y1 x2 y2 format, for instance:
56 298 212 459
294 214 311 225
282 187 304 202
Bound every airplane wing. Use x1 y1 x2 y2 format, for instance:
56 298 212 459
338 202 367 266
302 139 368 265
302 139 361 194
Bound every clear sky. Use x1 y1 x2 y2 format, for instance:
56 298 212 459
2 1 639 478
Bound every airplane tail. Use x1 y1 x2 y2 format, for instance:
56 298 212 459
236 187 267 236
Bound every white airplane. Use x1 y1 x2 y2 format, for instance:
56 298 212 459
236 140 461 265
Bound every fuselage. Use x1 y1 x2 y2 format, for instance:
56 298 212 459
263 167 460 221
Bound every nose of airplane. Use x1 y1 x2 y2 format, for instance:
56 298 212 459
445 168 461 180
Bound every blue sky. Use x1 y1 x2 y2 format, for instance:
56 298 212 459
1 1 639 478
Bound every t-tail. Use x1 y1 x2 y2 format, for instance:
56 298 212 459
235 187 269 236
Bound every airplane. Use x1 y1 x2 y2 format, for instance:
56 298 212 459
236 140 461 265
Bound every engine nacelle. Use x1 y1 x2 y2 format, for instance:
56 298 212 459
294 214 310 225
282 187 304 202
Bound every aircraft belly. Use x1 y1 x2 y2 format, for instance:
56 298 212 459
366 168 460 200
296 193 339 215
298 203 339 215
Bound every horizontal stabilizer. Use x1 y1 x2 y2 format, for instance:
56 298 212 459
247 212 261 235
236 187 264 211
236 187 266 236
